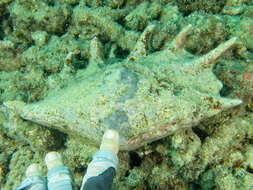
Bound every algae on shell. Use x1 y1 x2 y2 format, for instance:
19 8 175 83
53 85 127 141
5 25 242 150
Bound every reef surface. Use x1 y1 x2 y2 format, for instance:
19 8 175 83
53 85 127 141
0 0 252 189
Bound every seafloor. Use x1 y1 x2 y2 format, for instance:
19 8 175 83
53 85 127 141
0 0 252 189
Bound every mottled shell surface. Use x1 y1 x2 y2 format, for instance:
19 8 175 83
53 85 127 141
14 25 241 150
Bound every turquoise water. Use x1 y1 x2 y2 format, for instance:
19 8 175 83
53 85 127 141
0 0 252 189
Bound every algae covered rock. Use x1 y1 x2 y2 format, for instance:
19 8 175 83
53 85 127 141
5 25 242 151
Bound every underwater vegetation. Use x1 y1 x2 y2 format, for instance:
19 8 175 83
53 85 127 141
0 0 253 189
